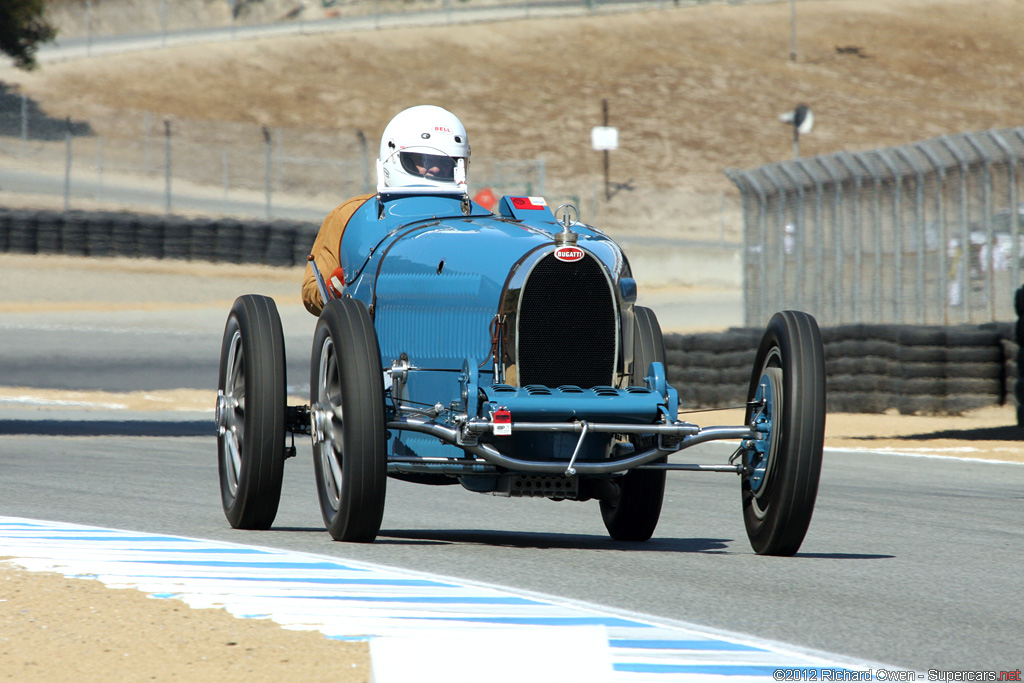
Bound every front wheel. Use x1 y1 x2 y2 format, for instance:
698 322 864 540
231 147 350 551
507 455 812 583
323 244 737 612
600 305 667 542
216 295 287 530
741 310 826 556
310 297 388 542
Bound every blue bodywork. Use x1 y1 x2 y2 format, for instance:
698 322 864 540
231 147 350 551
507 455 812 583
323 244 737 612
336 192 681 474
342 195 631 367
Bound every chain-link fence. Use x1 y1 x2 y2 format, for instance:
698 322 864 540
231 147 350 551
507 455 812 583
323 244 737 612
0 96 546 220
726 128 1024 328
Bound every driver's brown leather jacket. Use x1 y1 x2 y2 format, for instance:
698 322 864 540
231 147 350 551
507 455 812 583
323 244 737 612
301 193 375 316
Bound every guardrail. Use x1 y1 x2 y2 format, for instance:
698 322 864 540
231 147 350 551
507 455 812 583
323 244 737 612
0 207 1020 418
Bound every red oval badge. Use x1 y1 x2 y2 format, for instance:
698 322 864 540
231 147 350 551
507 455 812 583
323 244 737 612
554 246 585 263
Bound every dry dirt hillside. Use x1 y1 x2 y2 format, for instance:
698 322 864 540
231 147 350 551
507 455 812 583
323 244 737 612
3 0 1024 237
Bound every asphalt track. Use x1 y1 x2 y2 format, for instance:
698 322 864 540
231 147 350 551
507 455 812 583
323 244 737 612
2 416 1022 672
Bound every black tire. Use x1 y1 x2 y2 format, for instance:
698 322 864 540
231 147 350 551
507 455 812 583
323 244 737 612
310 297 388 542
742 310 826 556
216 295 287 529
600 306 668 542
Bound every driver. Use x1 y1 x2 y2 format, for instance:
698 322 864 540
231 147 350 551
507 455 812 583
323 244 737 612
301 105 471 315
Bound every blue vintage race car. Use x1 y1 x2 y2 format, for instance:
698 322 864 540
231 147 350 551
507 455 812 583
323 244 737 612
216 189 826 555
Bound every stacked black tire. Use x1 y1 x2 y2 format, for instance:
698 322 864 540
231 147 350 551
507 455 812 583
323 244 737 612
665 322 1017 415
824 323 1013 415
664 328 761 409
0 208 317 267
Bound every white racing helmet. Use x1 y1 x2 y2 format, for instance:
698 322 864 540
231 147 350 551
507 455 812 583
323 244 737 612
377 105 470 193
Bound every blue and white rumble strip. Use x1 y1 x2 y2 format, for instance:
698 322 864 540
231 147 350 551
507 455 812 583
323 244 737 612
0 516 875 681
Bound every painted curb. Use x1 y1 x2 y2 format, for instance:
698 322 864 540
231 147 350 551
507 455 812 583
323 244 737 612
0 516 888 681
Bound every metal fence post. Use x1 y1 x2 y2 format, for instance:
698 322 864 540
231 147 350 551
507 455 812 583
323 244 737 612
63 117 72 211
738 171 771 327
894 146 928 324
222 147 230 212
816 156 845 325
20 93 28 157
778 164 806 312
749 173 771 326
86 0 93 56
726 171 752 326
964 133 996 320
144 111 152 175
726 168 769 326
852 152 884 322
837 153 864 323
760 166 789 315
915 142 949 324
877 150 904 323
356 130 370 193
96 135 104 203
164 118 172 215
940 135 971 324
275 127 282 191
263 126 272 220
796 159 825 320
724 171 749 320
160 0 168 47
989 130 1020 302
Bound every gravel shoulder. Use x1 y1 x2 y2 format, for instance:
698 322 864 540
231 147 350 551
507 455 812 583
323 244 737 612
0 562 370 683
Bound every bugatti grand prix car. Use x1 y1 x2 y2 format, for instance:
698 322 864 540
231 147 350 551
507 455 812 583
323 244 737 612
216 191 826 556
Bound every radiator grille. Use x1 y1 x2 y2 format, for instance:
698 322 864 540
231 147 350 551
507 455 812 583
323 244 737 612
517 253 616 388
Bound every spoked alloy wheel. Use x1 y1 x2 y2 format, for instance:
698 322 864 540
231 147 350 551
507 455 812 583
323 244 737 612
600 305 668 542
742 310 826 556
216 295 286 529
310 298 387 542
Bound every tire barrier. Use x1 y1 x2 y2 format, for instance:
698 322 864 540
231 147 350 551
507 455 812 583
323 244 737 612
0 208 318 267
665 329 761 410
665 321 1019 416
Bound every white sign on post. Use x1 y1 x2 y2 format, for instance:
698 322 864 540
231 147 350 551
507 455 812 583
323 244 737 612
591 126 619 151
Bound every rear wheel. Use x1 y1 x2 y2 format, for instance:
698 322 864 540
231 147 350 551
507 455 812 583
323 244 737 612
742 310 826 556
216 295 287 530
600 306 668 542
310 298 388 542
